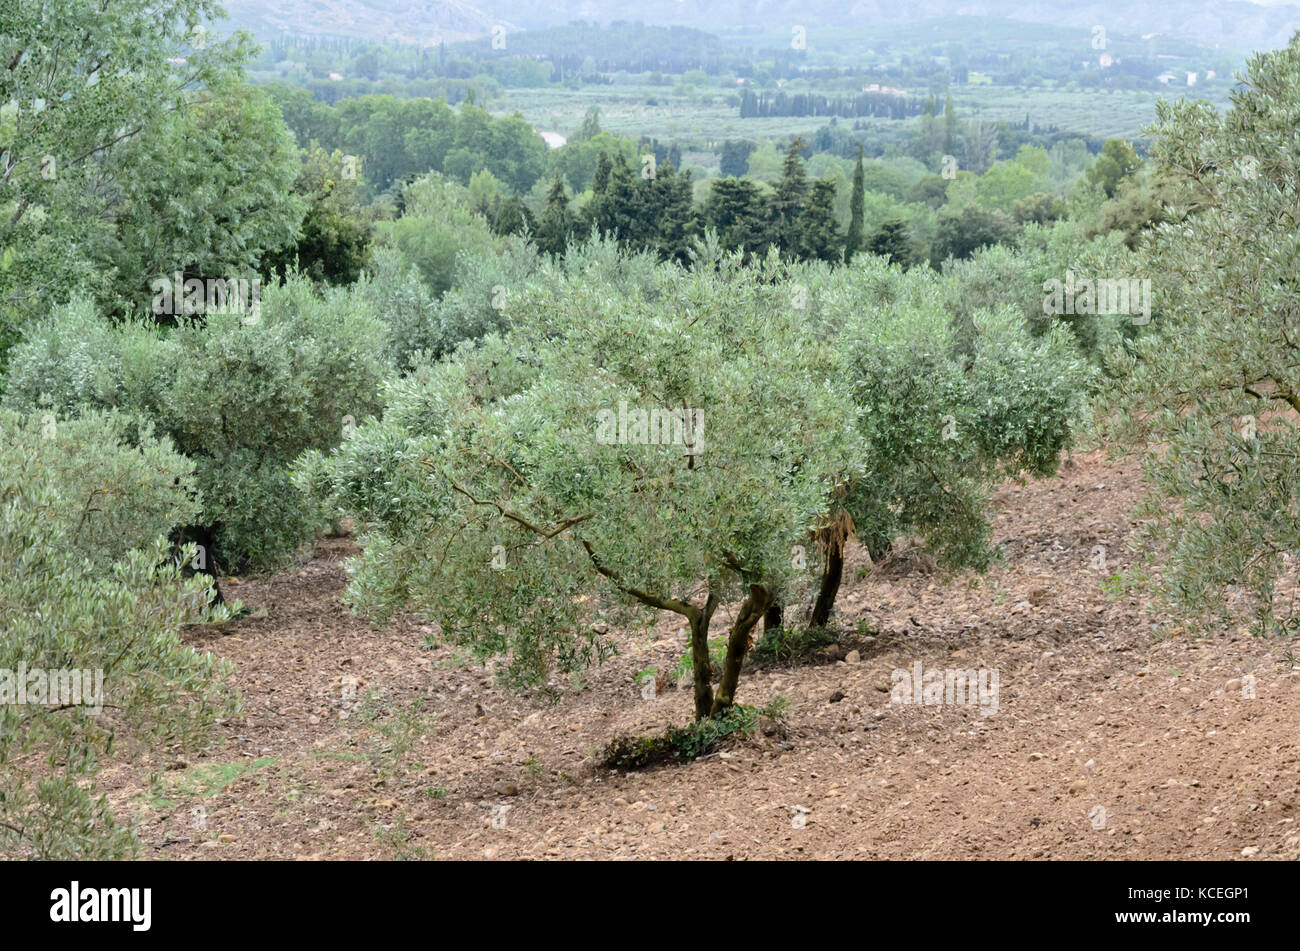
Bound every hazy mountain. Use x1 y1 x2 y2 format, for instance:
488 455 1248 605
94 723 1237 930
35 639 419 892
222 0 512 44
481 0 1299 51
222 0 1300 53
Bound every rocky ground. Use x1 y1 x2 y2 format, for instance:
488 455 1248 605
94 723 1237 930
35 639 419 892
96 450 1300 860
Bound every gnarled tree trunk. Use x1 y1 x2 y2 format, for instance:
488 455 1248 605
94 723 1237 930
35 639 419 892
711 584 770 715
689 594 719 720
809 546 843 628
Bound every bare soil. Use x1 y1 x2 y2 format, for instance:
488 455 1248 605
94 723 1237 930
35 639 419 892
97 450 1300 860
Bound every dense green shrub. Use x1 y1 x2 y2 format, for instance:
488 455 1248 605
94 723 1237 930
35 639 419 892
601 705 766 770
378 174 502 298
3 277 391 571
940 220 1143 362
0 409 236 859
0 408 199 568
354 248 442 368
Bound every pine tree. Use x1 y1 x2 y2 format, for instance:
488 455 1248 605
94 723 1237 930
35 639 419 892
799 179 841 263
867 218 911 268
773 136 810 257
589 152 646 246
703 177 772 259
845 144 866 262
492 195 536 238
535 174 574 256
648 163 697 265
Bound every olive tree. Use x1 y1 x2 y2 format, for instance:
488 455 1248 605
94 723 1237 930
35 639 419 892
3 275 391 572
1108 35 1300 634
796 257 1091 626
300 250 858 718
0 409 236 859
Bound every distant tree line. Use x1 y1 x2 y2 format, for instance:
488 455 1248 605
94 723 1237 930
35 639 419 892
739 89 924 120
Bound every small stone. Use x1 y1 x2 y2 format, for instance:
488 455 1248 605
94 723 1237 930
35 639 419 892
1028 752 1046 762
845 650 861 665
1241 846 1260 857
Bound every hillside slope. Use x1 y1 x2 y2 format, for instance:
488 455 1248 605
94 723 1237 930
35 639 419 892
93 448 1300 860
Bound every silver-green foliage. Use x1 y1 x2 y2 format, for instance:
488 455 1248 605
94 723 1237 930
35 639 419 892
766 253 1092 624
300 249 859 714
3 275 391 570
1108 34 1300 635
0 409 236 859
301 246 1090 714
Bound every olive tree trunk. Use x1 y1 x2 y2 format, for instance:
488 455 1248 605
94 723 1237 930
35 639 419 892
710 585 770 715
688 594 719 720
809 546 844 628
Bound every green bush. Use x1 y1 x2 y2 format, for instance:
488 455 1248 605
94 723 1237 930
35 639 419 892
378 174 501 298
0 408 199 567
751 625 839 666
3 275 391 572
355 247 442 368
602 705 761 770
939 220 1143 363
0 409 237 859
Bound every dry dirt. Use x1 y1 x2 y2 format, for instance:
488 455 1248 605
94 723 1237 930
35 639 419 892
97 450 1300 860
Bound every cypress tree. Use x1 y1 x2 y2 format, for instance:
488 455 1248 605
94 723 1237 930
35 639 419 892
845 144 865 262
943 90 958 156
592 151 613 196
